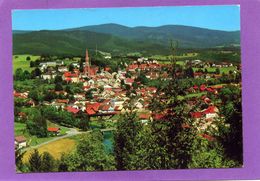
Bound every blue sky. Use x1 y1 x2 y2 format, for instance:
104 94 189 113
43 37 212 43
12 5 240 31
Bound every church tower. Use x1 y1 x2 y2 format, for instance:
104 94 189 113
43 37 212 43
85 49 91 76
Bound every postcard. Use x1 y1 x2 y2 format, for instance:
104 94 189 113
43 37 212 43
12 5 243 173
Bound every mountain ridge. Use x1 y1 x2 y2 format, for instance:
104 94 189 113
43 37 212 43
13 23 240 56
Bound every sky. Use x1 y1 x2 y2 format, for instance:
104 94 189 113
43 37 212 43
12 5 240 31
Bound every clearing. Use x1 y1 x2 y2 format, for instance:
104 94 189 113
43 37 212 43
13 54 40 72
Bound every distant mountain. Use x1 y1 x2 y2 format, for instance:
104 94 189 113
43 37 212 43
66 23 240 48
13 23 240 56
13 30 31 34
13 30 169 56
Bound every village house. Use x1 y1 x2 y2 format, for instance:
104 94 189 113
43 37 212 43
47 127 60 136
41 72 57 80
63 71 80 83
15 135 27 149
58 66 68 72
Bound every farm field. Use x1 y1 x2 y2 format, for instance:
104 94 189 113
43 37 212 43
193 66 237 74
23 138 77 162
13 55 40 72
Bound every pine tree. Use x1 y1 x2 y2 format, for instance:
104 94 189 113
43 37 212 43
114 101 142 170
28 149 42 172
40 152 56 172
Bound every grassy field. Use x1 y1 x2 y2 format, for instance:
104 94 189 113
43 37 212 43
23 138 77 163
13 54 40 73
150 53 198 61
193 66 237 74
14 122 54 146
14 122 27 136
15 120 70 147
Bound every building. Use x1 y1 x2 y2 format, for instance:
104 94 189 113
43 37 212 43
84 49 98 77
47 127 60 136
15 136 27 149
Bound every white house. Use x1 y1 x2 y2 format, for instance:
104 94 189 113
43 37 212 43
15 136 27 149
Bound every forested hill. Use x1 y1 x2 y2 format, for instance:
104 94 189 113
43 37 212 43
13 24 240 56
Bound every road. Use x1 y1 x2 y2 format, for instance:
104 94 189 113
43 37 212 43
22 127 116 152
23 128 86 152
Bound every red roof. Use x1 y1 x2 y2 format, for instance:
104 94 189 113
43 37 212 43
194 72 203 77
182 123 191 129
128 64 138 70
65 106 80 114
65 77 72 81
200 134 215 142
18 112 26 117
114 106 121 111
200 84 206 91
206 87 214 92
47 127 60 132
139 114 150 120
153 114 166 120
125 78 134 84
56 99 69 104
210 85 223 89
100 105 110 111
193 85 198 89
203 106 217 114
191 112 203 118
139 64 147 70
86 102 100 115
104 67 111 71
15 136 26 143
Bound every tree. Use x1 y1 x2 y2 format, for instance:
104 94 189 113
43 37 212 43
54 75 63 84
61 132 116 171
14 68 25 81
34 68 42 77
132 81 138 90
55 83 63 91
28 89 41 103
28 150 42 172
114 103 142 170
26 109 48 137
23 70 31 80
188 137 236 168
15 147 26 172
58 153 69 172
26 56 31 61
185 67 194 78
40 152 56 172
216 68 221 74
69 64 74 72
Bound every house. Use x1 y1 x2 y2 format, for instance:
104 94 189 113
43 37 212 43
139 113 150 124
125 78 134 86
18 112 27 119
58 66 68 72
203 106 219 119
86 102 101 115
63 72 80 83
15 136 27 149
190 106 219 119
47 127 60 136
65 106 80 114
127 64 138 72
41 73 57 80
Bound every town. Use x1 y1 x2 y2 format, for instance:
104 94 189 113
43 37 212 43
14 47 242 172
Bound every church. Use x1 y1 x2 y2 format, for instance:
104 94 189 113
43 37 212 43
84 49 98 77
